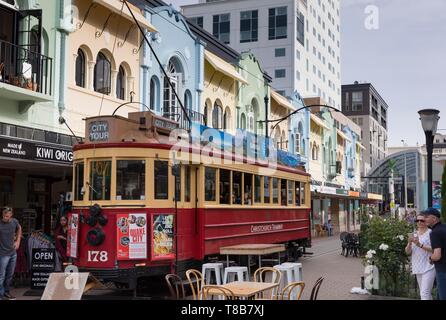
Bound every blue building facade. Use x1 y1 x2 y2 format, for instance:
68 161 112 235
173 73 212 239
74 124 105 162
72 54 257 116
141 5 205 118
289 91 310 171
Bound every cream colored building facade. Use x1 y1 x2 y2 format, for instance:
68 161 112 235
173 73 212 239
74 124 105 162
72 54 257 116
65 0 156 136
202 50 247 135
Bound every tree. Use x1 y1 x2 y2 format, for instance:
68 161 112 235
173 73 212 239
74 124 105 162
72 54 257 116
442 163 446 223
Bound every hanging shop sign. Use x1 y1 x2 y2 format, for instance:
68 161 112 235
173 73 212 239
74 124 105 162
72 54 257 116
151 214 175 260
67 213 79 258
31 248 56 290
349 191 360 198
336 189 349 196
320 186 337 195
0 136 73 164
116 213 148 260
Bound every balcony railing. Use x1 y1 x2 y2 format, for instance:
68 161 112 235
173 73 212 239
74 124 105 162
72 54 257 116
0 39 52 96
163 106 205 131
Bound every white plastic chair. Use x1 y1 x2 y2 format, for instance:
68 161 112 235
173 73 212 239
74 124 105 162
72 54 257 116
202 263 224 285
223 266 249 284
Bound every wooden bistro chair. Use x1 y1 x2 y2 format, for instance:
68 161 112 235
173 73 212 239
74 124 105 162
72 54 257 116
253 267 282 300
278 282 305 300
165 274 186 300
186 269 204 300
201 285 236 300
309 277 324 300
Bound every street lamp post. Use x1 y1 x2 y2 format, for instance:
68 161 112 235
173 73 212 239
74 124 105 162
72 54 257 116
418 109 440 207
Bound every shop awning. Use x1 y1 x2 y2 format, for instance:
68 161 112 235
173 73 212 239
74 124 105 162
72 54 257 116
93 0 157 32
271 90 295 111
205 50 248 84
310 114 330 130
337 129 351 142
356 141 366 150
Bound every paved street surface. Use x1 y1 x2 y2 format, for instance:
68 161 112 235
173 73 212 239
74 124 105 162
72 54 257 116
10 235 408 300
298 235 369 300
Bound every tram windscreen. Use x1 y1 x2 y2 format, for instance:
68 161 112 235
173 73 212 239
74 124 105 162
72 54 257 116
89 160 111 201
116 160 145 200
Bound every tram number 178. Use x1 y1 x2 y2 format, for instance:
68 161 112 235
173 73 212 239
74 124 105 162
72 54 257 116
87 251 109 262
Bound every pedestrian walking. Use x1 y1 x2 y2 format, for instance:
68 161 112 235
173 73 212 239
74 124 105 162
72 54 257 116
405 214 436 300
0 207 22 300
422 208 446 300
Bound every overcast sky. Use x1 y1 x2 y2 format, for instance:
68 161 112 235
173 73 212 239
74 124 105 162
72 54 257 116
168 0 446 147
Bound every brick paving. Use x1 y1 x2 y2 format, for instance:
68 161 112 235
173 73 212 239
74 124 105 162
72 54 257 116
299 235 370 300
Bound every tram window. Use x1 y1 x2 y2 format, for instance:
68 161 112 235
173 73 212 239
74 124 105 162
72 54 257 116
185 165 191 202
116 160 146 200
244 173 253 205
254 175 261 203
205 167 217 202
288 181 294 205
301 183 306 205
281 179 287 206
89 160 111 201
155 161 169 200
272 178 279 204
74 162 84 201
264 177 270 204
219 169 231 204
232 171 242 205
295 181 301 206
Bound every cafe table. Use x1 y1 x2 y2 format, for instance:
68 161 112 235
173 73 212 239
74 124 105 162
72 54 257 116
220 244 286 275
206 281 280 300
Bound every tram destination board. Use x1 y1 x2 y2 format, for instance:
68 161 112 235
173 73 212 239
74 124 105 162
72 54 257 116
31 248 56 290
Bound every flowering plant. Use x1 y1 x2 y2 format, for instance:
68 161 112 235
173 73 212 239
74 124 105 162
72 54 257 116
360 216 413 297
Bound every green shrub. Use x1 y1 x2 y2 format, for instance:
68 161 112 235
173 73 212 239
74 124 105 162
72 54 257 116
361 216 416 298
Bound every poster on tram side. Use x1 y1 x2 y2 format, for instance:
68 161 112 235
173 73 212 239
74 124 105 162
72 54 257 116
116 213 147 260
151 214 175 261
67 213 79 258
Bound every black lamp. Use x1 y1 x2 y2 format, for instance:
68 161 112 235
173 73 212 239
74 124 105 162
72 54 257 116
418 109 440 207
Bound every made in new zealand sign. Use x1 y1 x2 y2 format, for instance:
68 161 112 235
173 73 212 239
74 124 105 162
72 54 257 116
0 137 73 165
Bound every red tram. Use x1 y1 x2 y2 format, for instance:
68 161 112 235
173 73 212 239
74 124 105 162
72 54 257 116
67 111 311 288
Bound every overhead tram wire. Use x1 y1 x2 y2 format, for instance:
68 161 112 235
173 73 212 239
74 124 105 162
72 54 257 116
123 0 191 129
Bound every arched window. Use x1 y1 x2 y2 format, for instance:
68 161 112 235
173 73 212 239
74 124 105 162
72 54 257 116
290 134 295 153
163 58 182 120
116 65 125 100
94 52 111 94
75 49 86 88
223 107 231 130
241 113 247 130
212 101 223 129
149 76 158 110
184 90 192 109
